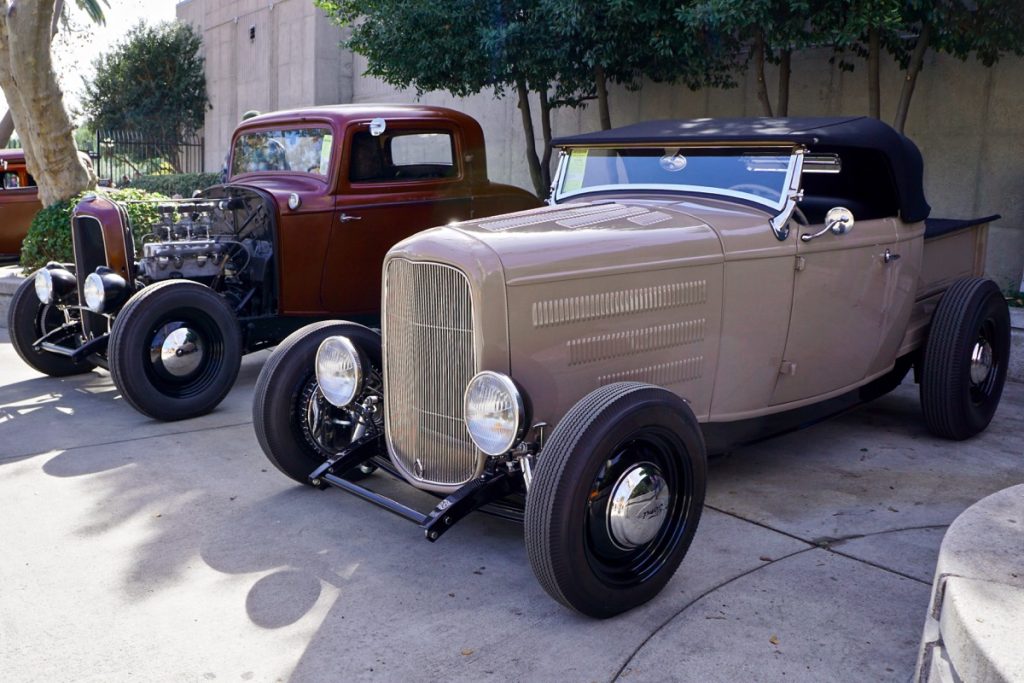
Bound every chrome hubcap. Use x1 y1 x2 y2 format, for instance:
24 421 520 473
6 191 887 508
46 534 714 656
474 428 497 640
970 339 993 386
159 326 205 377
606 463 671 550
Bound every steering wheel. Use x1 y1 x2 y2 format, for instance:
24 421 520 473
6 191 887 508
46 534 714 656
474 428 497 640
728 183 779 201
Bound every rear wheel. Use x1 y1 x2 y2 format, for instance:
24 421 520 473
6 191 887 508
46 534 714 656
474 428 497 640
920 278 1010 440
525 382 707 618
252 321 383 485
7 274 95 377
108 280 242 421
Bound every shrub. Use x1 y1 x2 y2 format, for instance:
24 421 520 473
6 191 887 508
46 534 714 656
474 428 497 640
125 172 221 197
20 188 168 273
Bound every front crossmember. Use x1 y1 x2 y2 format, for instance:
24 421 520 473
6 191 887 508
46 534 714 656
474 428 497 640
307 434 519 542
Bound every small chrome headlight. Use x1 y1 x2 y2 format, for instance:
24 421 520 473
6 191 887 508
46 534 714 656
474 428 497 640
315 336 363 407
34 268 54 304
464 371 525 456
83 268 127 314
288 192 301 210
83 272 106 312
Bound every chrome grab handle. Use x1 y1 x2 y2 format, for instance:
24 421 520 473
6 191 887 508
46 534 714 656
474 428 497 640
884 249 901 264
339 213 361 222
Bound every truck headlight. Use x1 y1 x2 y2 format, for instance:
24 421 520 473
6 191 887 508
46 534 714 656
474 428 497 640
34 268 54 303
34 265 77 304
83 268 127 313
316 336 363 407
464 371 525 456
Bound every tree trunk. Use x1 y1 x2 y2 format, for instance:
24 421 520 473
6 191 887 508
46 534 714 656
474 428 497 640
867 27 880 118
0 0 61 150
594 65 611 130
776 48 791 116
893 23 931 133
0 0 93 206
515 77 545 197
538 86 553 193
753 29 773 117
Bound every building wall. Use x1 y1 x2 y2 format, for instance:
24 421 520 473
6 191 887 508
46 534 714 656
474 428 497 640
176 0 352 172
351 50 1024 290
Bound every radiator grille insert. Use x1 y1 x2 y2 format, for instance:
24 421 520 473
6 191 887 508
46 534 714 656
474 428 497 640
383 259 481 487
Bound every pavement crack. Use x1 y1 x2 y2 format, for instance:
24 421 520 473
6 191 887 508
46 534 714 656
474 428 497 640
609 546 816 683
0 419 254 462
706 504 938 586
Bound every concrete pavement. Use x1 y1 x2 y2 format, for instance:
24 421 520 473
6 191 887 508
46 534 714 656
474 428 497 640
1 327 1022 682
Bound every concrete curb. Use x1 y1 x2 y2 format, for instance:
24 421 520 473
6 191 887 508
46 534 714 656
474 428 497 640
0 264 24 329
915 484 1024 682
1011 308 1024 384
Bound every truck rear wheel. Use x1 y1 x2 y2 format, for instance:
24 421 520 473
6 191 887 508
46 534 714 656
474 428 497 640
920 277 1010 440
524 382 706 618
253 321 383 485
7 274 95 377
108 280 241 421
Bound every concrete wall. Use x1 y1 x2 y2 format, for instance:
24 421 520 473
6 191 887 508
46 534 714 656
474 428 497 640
351 49 1024 290
176 0 352 172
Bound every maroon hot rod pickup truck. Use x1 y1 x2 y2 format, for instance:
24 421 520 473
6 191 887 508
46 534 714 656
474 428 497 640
9 105 539 420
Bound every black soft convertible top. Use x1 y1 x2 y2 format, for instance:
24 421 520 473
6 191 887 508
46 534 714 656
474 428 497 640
553 116 931 223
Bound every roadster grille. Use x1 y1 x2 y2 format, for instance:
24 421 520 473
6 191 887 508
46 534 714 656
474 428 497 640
71 215 109 340
384 259 481 487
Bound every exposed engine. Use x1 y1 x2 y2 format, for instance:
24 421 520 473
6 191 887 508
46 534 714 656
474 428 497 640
135 186 275 315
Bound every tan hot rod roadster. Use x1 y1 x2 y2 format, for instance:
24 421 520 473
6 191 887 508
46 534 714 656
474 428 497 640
251 117 1009 617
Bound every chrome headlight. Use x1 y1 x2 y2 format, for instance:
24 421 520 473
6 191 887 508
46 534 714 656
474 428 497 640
83 272 106 312
316 336 363 407
464 371 525 456
34 268 54 304
83 268 127 314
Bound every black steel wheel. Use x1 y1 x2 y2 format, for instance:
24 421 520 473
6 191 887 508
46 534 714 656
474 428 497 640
108 280 242 421
920 277 1010 440
525 382 706 618
253 321 383 485
7 273 95 377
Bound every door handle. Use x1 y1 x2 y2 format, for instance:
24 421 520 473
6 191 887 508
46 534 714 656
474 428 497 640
884 249 901 264
339 213 361 222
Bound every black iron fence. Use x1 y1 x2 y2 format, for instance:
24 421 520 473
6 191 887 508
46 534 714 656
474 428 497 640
94 130 205 185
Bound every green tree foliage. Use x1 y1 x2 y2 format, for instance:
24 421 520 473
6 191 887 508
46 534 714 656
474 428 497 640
317 0 737 196
20 187 166 272
80 21 209 145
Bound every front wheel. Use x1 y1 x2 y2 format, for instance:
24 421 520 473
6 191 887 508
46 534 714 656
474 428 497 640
108 280 242 421
920 277 1010 440
525 382 707 618
7 274 95 377
252 320 383 485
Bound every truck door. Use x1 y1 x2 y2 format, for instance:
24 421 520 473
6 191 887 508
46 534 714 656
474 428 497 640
319 123 473 314
770 214 901 405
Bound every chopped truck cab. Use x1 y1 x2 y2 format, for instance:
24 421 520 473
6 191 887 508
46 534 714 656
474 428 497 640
7 105 538 420
252 117 1010 617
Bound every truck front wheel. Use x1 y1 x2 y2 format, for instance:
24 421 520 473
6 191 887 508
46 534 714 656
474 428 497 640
524 382 707 618
108 280 242 421
7 274 95 377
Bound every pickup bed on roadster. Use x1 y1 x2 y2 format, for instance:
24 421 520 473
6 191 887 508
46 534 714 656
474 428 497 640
7 105 538 420
252 117 1009 617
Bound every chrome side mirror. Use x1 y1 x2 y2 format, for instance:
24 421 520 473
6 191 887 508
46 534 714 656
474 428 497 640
825 206 854 235
801 206 855 242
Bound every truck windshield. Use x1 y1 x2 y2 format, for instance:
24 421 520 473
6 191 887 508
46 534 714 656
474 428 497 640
554 146 798 209
230 127 334 178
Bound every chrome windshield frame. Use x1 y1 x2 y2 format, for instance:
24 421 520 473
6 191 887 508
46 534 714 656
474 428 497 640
550 143 806 240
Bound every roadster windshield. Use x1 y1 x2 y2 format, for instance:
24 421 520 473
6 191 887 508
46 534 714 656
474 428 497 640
230 127 334 178
555 146 798 209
